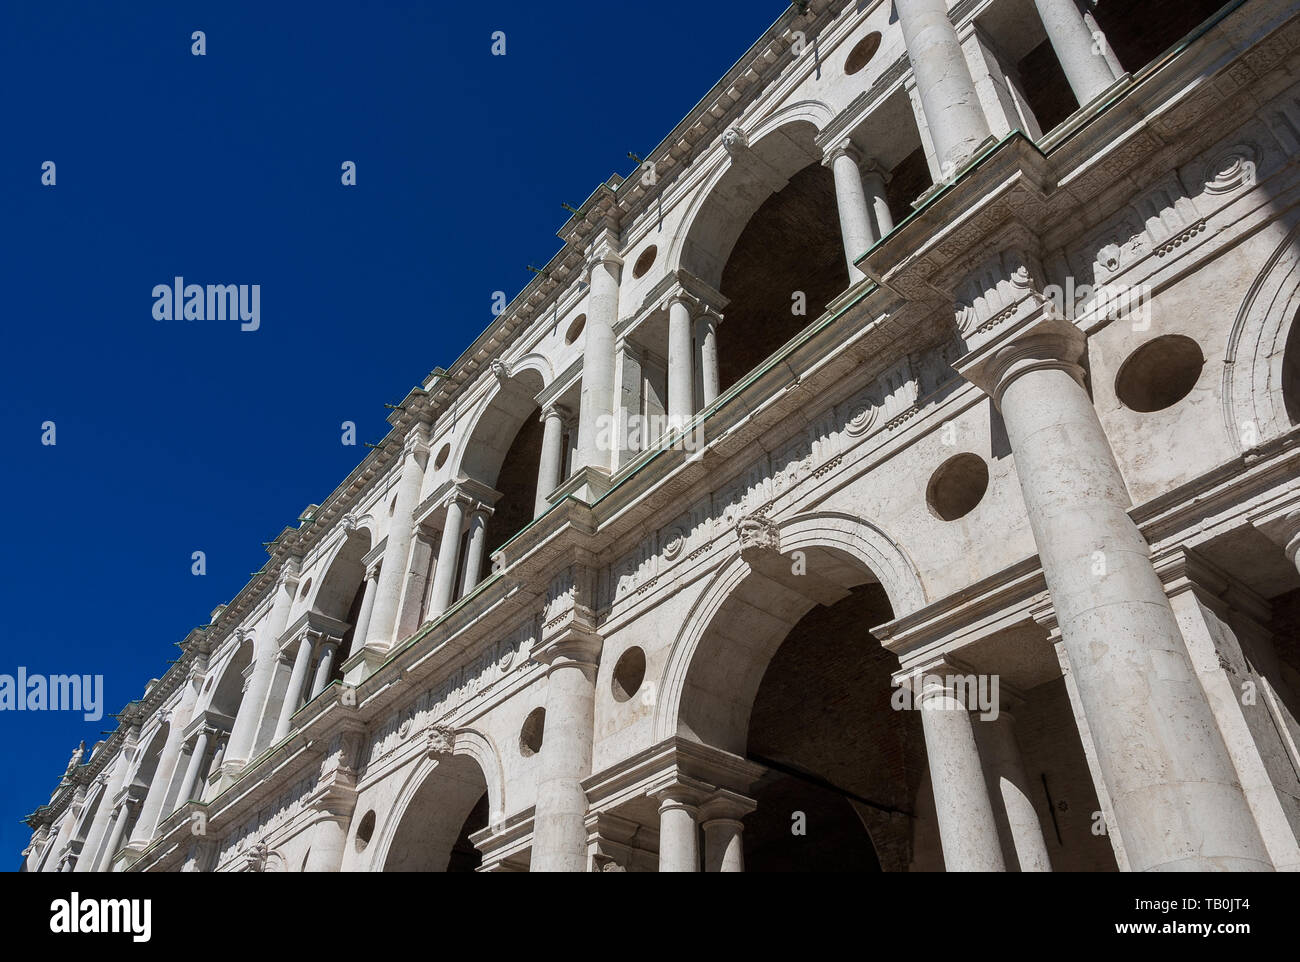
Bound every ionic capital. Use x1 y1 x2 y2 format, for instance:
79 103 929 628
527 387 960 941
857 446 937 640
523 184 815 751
821 136 863 168
954 310 1087 409
540 403 570 424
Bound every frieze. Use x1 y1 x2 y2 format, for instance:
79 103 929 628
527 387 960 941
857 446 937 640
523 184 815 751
605 350 926 608
364 617 536 769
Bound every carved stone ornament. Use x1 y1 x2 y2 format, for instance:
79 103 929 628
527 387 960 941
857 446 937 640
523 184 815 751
425 725 456 758
737 515 780 560
722 125 749 156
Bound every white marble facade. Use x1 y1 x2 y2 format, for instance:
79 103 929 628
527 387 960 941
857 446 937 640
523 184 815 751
24 0 1300 873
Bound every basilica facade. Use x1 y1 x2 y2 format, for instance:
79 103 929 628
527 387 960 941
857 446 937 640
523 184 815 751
24 0 1300 872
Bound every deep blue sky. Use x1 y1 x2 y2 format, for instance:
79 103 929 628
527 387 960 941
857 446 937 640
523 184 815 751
0 0 783 865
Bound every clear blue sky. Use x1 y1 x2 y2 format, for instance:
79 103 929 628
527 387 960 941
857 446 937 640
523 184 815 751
0 0 784 865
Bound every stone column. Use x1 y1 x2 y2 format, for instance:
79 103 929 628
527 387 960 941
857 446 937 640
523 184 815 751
895 0 992 178
428 495 467 618
973 709 1052 872
176 727 213 806
958 313 1271 872
862 161 893 241
360 423 431 659
349 564 380 655
695 311 722 408
226 565 299 768
272 633 316 744
913 669 1006 871
575 241 623 475
131 674 200 845
825 139 875 282
667 293 695 429
1033 0 1117 105
42 786 86 873
309 638 340 699
534 405 568 517
75 744 135 874
656 791 700 872
700 793 753 872
1284 510 1300 577
530 631 601 872
461 505 491 594
97 796 139 871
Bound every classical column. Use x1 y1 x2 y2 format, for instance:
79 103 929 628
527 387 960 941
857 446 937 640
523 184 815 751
461 505 491 594
700 793 753 872
695 310 722 408
76 761 128 874
1284 510 1300 577
42 787 86 873
226 563 299 768
959 313 1272 872
534 405 567 517
973 710 1052 872
350 564 380 655
656 791 700 873
895 0 992 178
531 632 601 872
98 793 142 872
272 633 316 744
1033 0 1118 105
575 241 623 475
825 139 874 282
913 669 1006 871
175 727 213 806
862 161 893 240
667 293 695 429
309 638 340 699
428 495 467 618
131 674 200 845
361 423 431 656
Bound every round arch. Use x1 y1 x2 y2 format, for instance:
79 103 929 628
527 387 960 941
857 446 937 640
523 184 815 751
1224 217 1300 448
668 102 833 289
653 511 926 749
203 633 255 721
306 526 374 621
450 368 548 488
368 727 505 872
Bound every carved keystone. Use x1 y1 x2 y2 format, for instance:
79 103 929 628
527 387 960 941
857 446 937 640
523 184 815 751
736 515 780 561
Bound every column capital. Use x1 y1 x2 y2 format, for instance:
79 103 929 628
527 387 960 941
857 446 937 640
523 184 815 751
651 774 712 812
540 403 571 423
1283 509 1300 571
954 309 1087 408
402 421 432 457
698 789 757 824
821 136 863 167
585 238 624 278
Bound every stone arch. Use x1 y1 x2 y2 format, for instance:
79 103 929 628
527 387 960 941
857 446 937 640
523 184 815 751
307 526 374 622
204 633 255 721
653 510 925 750
451 367 547 487
1224 218 1300 448
670 103 833 289
370 727 504 872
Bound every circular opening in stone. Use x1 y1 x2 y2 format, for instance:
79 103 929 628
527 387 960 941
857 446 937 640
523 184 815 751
1114 334 1204 413
298 578 312 599
520 707 545 757
632 245 657 279
355 810 376 852
565 313 587 345
926 453 990 522
434 443 450 469
844 31 882 75
611 647 646 703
